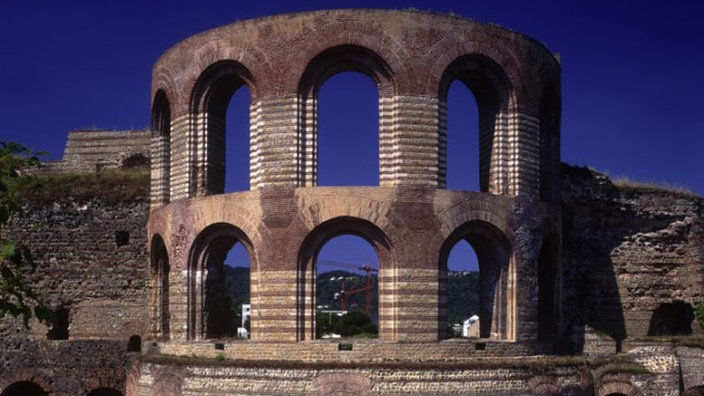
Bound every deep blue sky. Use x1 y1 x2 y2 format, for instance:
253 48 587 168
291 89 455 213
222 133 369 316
2 1 703 271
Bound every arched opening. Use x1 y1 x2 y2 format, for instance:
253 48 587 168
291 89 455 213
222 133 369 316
298 45 393 187
151 90 171 206
315 235 379 339
439 55 510 193
223 241 251 338
539 84 560 202
445 80 480 191
46 306 69 340
191 61 253 196
538 233 560 342
188 223 253 340
150 234 170 340
317 72 379 186
444 240 480 338
440 221 512 340
648 300 694 336
0 381 48 396
86 388 123 396
298 217 391 341
224 86 251 192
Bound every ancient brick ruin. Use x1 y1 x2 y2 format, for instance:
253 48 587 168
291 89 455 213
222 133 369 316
1 9 703 396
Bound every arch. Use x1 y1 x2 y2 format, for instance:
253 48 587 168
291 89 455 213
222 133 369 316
648 300 694 336
539 82 561 202
150 234 170 340
298 217 392 341
439 220 512 340
597 381 644 396
187 222 255 340
0 382 48 396
438 55 512 193
86 388 123 396
151 90 171 207
190 60 255 196
538 232 561 343
297 45 395 187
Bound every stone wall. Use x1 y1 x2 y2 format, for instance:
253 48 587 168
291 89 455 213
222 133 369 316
561 164 704 351
0 186 149 395
133 360 592 396
44 129 150 173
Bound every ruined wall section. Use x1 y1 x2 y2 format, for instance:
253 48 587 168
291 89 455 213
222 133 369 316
561 164 704 350
44 129 150 173
0 182 149 395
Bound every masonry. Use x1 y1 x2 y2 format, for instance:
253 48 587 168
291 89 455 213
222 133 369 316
0 8 703 396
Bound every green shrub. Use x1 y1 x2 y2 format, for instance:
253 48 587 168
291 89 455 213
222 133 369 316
694 301 704 329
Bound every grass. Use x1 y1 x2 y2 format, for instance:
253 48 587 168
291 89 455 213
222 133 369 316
21 169 149 203
610 175 699 198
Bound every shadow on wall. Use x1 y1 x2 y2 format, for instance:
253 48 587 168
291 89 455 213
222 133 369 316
561 165 628 353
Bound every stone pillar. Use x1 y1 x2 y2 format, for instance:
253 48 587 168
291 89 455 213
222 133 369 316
386 95 439 187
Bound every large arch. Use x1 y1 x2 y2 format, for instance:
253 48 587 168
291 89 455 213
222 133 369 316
438 55 512 194
187 222 255 340
297 217 393 341
0 382 49 396
297 45 395 187
539 82 561 202
538 232 561 343
150 234 170 340
439 220 513 340
190 60 255 196
151 90 171 207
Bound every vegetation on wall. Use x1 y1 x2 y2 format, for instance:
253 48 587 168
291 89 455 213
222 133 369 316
695 301 704 330
0 141 52 325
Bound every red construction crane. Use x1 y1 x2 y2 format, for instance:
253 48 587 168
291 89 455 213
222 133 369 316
318 260 378 314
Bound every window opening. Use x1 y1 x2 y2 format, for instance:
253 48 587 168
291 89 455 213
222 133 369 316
224 86 251 192
315 234 379 339
47 306 69 340
446 80 480 191
445 240 480 338
317 72 379 186
115 231 129 247
127 335 141 352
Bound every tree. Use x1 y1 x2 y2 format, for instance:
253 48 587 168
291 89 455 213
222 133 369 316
0 141 51 326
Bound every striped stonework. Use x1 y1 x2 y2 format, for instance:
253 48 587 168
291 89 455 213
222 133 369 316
508 113 541 196
150 134 170 209
147 9 561 362
385 95 439 187
168 115 191 201
252 98 300 188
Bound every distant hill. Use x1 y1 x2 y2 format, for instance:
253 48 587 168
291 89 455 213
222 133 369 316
223 267 478 325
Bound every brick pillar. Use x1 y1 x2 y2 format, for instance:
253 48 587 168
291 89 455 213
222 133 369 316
168 115 191 201
150 133 170 209
386 95 439 187
252 97 301 188
508 113 540 196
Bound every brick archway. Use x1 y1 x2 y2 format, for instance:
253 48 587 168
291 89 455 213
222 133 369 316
298 216 393 341
313 373 372 396
0 370 55 396
597 381 644 396
188 222 256 340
